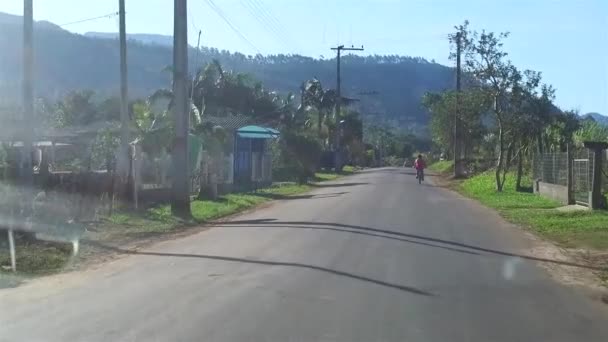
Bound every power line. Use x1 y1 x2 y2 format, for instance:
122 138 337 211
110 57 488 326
243 0 295 52
248 0 299 53
203 0 261 54
250 0 288 37
239 0 291 52
59 12 119 27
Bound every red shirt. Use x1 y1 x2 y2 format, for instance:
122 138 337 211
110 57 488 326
414 158 426 170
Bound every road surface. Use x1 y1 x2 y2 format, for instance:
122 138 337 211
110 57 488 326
2 168 608 341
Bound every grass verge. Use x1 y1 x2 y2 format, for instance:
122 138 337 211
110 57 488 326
460 171 608 251
1 170 349 277
428 160 454 174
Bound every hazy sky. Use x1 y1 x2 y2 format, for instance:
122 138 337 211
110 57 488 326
1 0 607 114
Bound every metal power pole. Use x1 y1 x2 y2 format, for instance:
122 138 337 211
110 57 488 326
21 0 34 186
330 44 363 171
171 0 191 217
118 0 130 181
454 32 465 178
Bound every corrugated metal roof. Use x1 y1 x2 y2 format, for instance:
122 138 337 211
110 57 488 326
202 115 251 131
236 125 280 139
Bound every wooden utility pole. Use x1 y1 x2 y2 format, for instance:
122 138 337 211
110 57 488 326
330 44 364 171
454 32 465 178
118 0 130 181
171 0 191 217
331 45 364 122
21 0 34 185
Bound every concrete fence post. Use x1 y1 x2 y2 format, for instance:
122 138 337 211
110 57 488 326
567 144 574 205
583 141 608 209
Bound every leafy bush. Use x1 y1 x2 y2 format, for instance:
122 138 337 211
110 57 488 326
383 155 402 167
276 131 322 183
574 120 608 146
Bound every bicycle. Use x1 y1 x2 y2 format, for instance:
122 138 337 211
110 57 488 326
416 169 424 184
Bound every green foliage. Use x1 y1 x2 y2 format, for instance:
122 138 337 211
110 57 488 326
90 127 120 170
543 110 580 152
574 120 608 146
383 155 402 167
427 21 574 191
279 131 322 183
422 89 489 153
428 160 454 173
363 124 429 167
52 90 98 127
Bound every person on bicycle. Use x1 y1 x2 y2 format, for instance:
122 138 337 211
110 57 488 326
414 154 426 180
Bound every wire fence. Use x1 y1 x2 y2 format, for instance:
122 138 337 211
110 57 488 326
533 152 569 186
572 150 593 205
533 150 594 206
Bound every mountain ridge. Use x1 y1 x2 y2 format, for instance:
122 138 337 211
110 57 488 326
84 32 175 47
0 11 455 129
582 112 608 125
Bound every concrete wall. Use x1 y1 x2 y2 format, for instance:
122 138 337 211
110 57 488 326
535 181 569 205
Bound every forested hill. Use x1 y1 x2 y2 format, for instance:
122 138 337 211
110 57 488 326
0 12 455 129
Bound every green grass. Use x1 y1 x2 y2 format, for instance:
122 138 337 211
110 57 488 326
314 166 356 182
342 165 356 173
1 170 350 277
460 171 608 250
461 171 558 210
101 182 313 237
0 239 73 279
314 172 340 182
428 160 454 173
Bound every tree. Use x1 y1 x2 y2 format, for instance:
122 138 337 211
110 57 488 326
461 25 523 191
299 78 338 145
542 109 580 153
53 90 100 128
574 120 608 146
422 88 489 161
502 69 542 190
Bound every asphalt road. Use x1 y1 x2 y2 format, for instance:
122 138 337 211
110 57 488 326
2 168 608 341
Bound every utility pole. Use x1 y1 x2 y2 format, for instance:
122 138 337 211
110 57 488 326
118 0 130 181
21 0 34 186
330 44 363 171
171 0 191 217
454 32 465 178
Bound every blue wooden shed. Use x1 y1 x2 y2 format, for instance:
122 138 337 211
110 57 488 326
234 125 280 187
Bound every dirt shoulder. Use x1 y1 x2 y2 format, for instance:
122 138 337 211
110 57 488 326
430 172 608 304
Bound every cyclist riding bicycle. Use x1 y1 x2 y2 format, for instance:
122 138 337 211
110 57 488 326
414 154 426 182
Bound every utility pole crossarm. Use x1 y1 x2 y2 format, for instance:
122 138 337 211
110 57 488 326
331 45 364 52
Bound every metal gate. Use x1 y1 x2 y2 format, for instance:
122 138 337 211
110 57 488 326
572 151 593 206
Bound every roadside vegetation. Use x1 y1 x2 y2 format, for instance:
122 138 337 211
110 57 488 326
428 160 453 174
0 171 348 278
422 20 608 283
459 172 608 281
